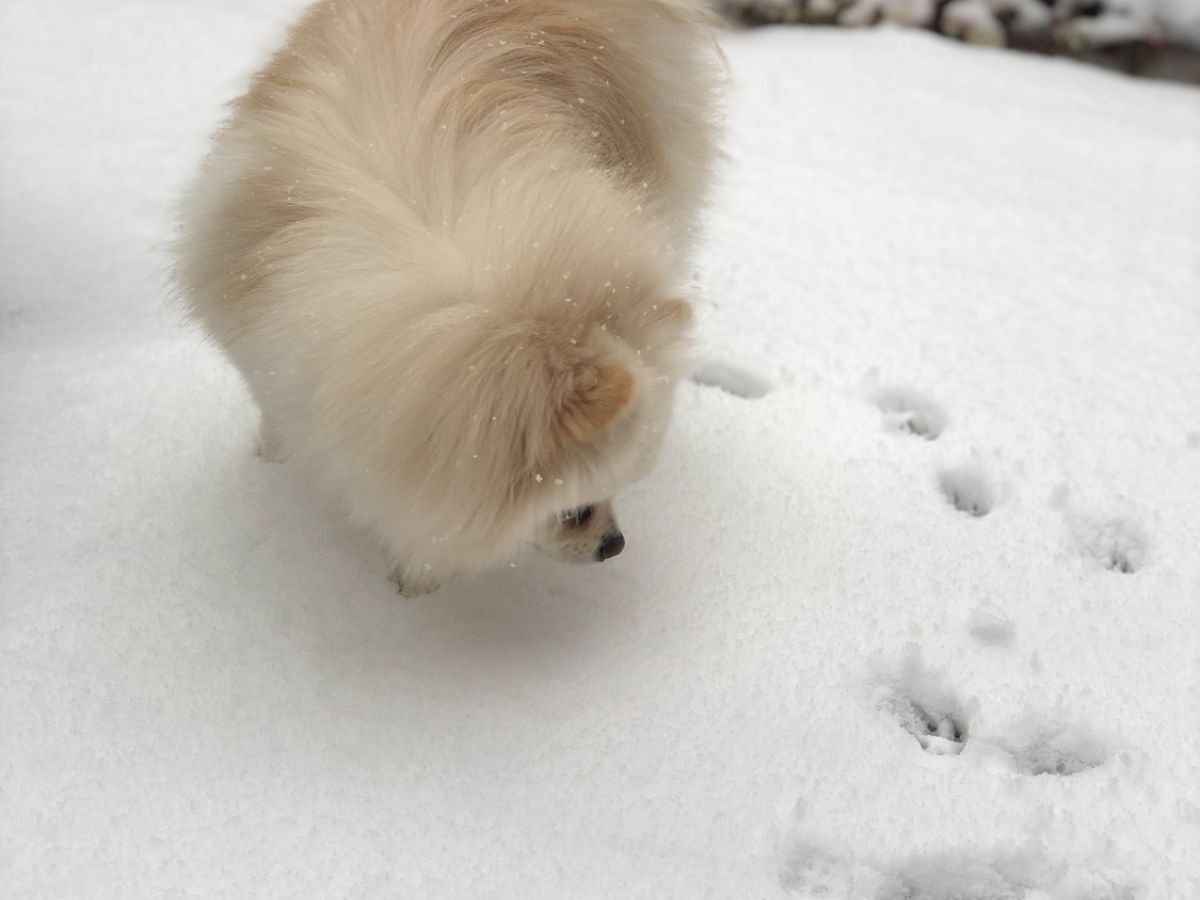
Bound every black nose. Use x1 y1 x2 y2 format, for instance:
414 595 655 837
595 531 625 561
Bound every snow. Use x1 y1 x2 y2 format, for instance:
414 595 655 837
3 2 1200 897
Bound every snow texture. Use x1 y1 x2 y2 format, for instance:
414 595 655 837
3 3 1200 898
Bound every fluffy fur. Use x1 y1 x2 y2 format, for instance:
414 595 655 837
175 0 722 593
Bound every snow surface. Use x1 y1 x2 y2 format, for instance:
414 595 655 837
3 2 1200 897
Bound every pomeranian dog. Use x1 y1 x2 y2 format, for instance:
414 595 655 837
175 0 722 594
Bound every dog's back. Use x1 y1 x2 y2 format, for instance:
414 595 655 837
180 0 718 325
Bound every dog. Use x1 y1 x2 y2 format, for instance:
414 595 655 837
175 0 722 594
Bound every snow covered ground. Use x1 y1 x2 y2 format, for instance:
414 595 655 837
3 2 1200 897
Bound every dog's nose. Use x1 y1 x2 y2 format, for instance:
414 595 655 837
595 530 625 561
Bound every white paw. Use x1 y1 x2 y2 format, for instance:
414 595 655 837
388 566 444 597
254 417 287 463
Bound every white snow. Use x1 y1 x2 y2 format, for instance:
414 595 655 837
4 3 1200 898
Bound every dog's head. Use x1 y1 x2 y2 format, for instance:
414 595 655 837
423 293 692 573
513 297 694 568
332 281 693 582
535 500 626 564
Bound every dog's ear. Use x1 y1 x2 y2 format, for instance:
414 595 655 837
552 363 635 448
659 298 693 325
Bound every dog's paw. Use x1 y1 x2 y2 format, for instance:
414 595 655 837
254 416 288 463
388 565 444 597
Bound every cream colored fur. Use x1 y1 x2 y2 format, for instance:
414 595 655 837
175 0 722 593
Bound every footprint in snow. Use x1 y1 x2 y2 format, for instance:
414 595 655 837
690 360 773 399
1005 728 1108 776
782 841 1135 899
1053 489 1147 574
966 602 1016 646
873 386 947 440
874 652 970 757
939 464 995 518
888 692 968 756
1074 516 1145 574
